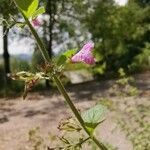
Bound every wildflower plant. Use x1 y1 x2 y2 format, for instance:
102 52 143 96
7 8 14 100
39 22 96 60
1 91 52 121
10 0 109 149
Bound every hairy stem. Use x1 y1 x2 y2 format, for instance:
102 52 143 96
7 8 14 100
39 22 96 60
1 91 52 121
27 17 107 150
53 75 108 150
13 0 50 63
23 14 51 63
13 1 107 149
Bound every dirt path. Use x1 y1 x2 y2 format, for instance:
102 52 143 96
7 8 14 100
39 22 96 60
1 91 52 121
0 73 149 150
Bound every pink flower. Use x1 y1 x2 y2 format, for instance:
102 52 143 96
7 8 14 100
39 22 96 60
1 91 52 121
31 18 41 27
71 41 95 65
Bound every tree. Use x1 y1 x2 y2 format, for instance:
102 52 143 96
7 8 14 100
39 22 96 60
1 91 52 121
0 0 17 85
41 0 89 56
129 0 150 7
85 0 150 73
43 0 59 87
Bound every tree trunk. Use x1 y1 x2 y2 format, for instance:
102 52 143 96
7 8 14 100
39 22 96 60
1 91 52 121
45 0 56 88
3 25 11 86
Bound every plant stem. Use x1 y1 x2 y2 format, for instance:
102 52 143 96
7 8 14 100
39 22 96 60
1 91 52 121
77 137 90 146
13 2 107 149
28 19 107 150
13 0 50 63
23 14 51 63
50 137 90 150
53 75 108 150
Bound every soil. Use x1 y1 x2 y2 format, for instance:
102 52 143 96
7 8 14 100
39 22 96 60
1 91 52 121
0 73 149 150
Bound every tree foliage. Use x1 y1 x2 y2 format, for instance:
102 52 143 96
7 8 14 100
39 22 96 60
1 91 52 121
85 0 150 73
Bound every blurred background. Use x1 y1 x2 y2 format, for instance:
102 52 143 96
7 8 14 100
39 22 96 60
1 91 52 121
0 0 149 96
0 0 150 150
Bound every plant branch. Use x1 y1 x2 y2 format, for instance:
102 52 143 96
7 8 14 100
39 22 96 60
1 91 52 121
48 137 90 150
13 1 108 149
53 75 108 150
23 14 51 63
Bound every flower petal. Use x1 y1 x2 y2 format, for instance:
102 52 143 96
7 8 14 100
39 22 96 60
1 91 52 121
80 41 94 52
32 18 41 27
71 52 95 65
84 54 95 65
71 41 95 65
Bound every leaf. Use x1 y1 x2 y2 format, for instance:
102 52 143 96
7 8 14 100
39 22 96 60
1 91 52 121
58 118 82 132
56 49 77 66
32 7 45 19
57 55 67 66
15 0 38 18
82 104 107 130
63 49 77 58
15 22 26 28
59 136 70 145
13 71 34 81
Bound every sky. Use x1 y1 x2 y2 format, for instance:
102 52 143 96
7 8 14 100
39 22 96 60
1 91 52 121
115 0 128 5
0 0 128 55
0 26 35 55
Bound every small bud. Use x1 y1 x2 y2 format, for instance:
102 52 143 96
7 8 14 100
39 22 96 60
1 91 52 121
31 18 41 27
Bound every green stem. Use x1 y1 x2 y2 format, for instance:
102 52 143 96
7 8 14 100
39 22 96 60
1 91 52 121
23 14 50 63
13 0 50 63
53 75 108 150
50 137 90 150
77 137 90 146
13 2 107 149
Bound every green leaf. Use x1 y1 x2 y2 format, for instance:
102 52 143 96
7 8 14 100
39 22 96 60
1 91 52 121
63 49 77 58
15 22 26 28
57 55 67 66
56 49 77 66
32 7 45 19
15 0 39 18
82 104 107 130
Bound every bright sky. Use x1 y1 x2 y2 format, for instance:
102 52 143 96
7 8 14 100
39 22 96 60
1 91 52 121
115 0 128 5
0 0 128 55
0 26 34 55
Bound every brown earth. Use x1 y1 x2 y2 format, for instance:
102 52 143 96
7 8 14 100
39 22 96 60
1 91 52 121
0 73 149 150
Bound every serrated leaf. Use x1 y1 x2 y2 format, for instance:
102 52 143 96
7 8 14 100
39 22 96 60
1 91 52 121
82 104 107 130
15 0 38 18
32 7 45 19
